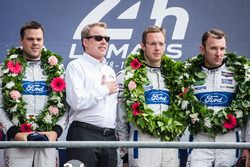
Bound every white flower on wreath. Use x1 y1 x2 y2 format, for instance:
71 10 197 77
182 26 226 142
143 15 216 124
125 71 134 80
44 114 52 124
213 109 219 116
59 64 64 70
6 81 15 89
11 73 18 77
12 116 19 126
244 65 250 81
204 117 212 128
235 110 243 118
186 110 191 115
50 95 61 102
9 54 18 59
190 113 199 124
178 75 183 80
57 102 64 108
183 72 190 78
43 46 47 51
10 104 18 112
235 62 241 66
0 69 3 77
30 122 39 130
126 100 132 106
181 100 189 110
131 93 136 99
3 68 9 74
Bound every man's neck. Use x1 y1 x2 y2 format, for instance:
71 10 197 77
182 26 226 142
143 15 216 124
145 61 161 68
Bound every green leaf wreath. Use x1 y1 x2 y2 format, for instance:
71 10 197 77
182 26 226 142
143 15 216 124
123 49 189 141
184 53 250 137
1 47 66 132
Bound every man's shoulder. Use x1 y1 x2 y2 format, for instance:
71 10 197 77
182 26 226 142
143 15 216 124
116 70 125 84
116 70 125 77
67 57 85 68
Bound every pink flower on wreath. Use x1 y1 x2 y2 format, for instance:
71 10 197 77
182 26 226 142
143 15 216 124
48 106 59 115
223 114 237 129
128 80 137 90
20 123 32 132
10 90 21 100
6 60 22 74
48 56 58 65
130 59 142 69
50 77 66 92
131 102 141 116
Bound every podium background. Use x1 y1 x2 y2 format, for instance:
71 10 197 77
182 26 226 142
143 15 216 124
0 0 250 71
0 0 250 166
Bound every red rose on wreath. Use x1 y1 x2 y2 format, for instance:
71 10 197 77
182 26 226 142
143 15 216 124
223 114 237 129
131 102 141 116
20 123 32 132
130 59 142 69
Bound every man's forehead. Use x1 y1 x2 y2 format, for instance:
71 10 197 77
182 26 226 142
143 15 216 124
146 32 165 40
23 29 43 37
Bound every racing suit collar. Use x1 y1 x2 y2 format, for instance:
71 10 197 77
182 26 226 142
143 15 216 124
145 64 161 73
26 60 41 66
201 59 226 73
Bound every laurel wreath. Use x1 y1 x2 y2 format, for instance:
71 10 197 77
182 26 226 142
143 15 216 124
1 47 66 132
184 53 250 137
123 49 188 141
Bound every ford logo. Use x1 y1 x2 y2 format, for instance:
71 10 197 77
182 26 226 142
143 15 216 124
23 82 49 94
200 93 228 105
146 90 170 104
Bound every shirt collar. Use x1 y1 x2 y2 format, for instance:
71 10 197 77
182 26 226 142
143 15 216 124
81 52 106 65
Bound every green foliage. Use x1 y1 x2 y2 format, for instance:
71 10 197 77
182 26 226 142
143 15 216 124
123 49 188 141
1 47 66 131
184 53 250 137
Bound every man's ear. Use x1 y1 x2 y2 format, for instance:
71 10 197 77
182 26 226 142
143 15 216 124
140 42 145 52
82 38 87 49
19 38 23 46
199 44 205 54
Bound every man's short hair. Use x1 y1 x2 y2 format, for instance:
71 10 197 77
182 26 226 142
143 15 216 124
81 22 107 50
202 29 227 47
20 21 44 39
142 26 166 45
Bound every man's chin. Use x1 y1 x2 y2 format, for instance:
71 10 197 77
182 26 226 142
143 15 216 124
24 54 41 60
216 61 223 65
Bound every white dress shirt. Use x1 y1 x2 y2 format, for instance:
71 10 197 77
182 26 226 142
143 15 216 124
65 53 117 128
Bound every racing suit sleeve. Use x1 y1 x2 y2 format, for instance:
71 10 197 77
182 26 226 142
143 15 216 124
0 71 16 139
241 115 250 142
65 61 110 112
116 70 129 159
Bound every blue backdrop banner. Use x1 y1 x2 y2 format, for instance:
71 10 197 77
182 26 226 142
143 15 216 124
1 0 250 72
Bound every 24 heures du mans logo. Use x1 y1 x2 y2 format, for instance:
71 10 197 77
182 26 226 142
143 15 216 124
69 0 189 71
